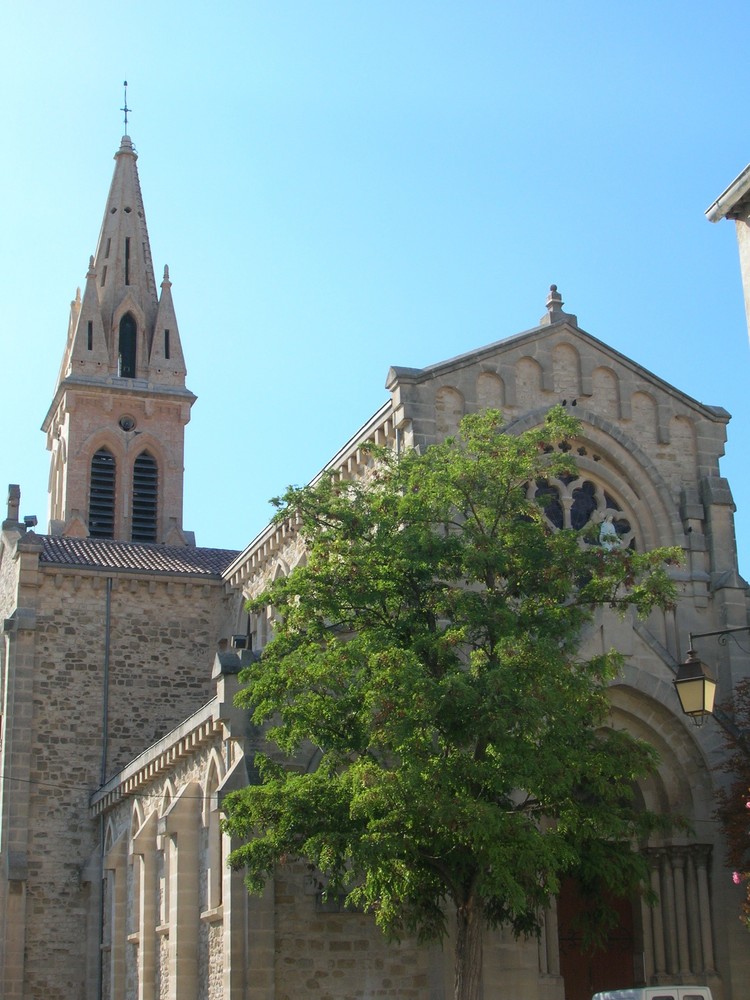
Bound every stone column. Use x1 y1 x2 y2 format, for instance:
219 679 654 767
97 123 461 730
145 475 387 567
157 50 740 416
662 851 679 976
103 831 128 1000
694 846 716 974
246 879 276 1000
648 851 667 979
223 836 249 1000
0 606 38 1000
159 782 200 1000
640 890 654 981
686 851 703 976
132 811 158 1000
671 850 691 976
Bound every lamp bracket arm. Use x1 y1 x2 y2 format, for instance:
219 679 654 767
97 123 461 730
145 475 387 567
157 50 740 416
687 624 750 652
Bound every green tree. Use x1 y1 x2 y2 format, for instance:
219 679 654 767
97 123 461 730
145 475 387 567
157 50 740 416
223 408 678 1000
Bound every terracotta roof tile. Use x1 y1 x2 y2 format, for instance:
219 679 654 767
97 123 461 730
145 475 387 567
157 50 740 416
39 535 240 577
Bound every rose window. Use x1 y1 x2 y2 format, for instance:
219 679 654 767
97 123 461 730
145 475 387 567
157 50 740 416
531 474 635 550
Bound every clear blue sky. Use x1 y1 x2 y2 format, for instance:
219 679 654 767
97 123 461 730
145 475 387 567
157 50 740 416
2 2 749 574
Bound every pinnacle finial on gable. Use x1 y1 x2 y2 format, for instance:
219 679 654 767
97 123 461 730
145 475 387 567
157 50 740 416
162 264 171 286
539 284 578 327
5 484 20 528
547 284 563 312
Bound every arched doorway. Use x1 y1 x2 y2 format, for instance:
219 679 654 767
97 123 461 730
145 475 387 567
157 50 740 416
557 877 637 1000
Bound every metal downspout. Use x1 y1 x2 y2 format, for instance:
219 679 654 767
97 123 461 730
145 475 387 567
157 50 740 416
101 576 113 786
97 576 113 1000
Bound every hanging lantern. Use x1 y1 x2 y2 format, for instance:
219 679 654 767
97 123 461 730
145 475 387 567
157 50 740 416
674 649 717 725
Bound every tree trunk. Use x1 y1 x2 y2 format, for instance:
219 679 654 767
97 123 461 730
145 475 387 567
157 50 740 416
454 900 483 1000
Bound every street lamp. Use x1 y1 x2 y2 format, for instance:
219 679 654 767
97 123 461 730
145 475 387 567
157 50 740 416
674 649 716 725
674 626 750 726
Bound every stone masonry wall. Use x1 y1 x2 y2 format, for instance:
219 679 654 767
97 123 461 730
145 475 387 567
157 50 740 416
96 685 460 1000
102 732 231 1000
19 567 238 1000
391 327 729 513
49 387 192 543
272 862 436 1000
0 530 21 622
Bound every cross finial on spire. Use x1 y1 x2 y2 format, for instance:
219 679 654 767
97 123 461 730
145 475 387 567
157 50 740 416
121 80 131 135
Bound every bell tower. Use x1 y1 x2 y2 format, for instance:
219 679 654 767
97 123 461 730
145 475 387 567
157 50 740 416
42 134 196 545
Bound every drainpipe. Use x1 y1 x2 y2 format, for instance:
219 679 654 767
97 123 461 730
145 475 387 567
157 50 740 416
97 576 113 1000
101 576 113 785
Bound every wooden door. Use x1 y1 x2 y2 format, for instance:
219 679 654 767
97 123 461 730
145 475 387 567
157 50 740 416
557 878 636 1000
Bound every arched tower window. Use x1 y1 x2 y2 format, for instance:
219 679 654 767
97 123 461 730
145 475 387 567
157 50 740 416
132 451 158 543
118 313 137 378
89 448 116 538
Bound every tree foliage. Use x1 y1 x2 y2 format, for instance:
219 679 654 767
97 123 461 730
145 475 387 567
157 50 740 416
222 408 679 1000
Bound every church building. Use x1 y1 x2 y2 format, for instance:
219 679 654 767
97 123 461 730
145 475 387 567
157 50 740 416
1 133 748 1000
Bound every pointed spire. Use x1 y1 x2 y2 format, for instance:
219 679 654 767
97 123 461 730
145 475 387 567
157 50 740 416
68 286 82 337
67 256 109 374
54 287 84 388
92 134 158 351
149 264 187 384
43 135 196 545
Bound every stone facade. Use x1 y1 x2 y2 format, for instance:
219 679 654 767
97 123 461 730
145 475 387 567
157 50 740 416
219 293 748 1000
0 530 241 1000
89 297 750 999
1 136 749 1000
89 655 560 1000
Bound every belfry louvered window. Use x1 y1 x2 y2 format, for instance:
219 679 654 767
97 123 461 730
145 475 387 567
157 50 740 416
132 451 158 543
89 448 116 538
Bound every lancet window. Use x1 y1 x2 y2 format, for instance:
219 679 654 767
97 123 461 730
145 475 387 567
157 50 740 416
89 448 116 538
118 312 137 378
132 452 158 543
